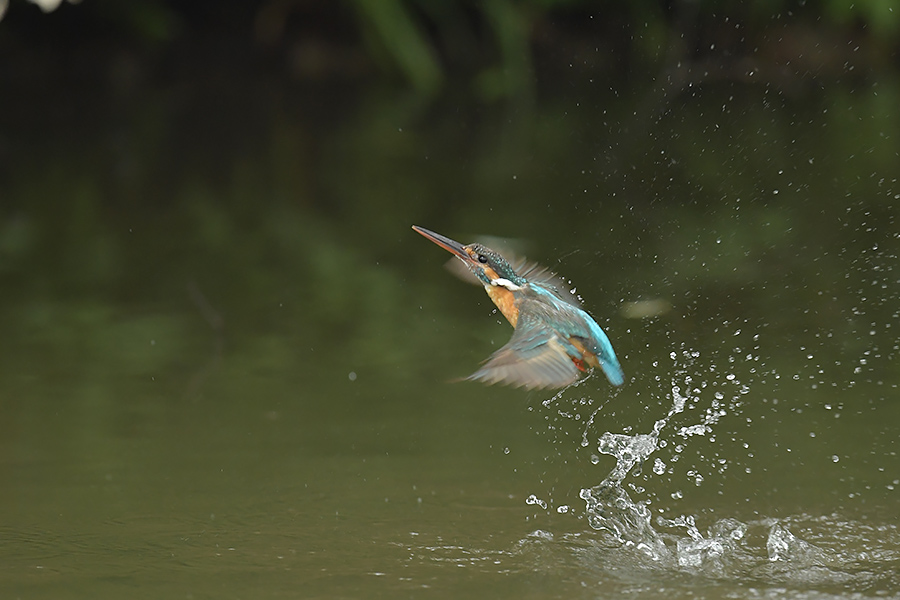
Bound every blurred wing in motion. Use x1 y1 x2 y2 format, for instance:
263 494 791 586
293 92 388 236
467 324 582 390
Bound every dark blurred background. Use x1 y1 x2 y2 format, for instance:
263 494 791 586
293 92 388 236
1 0 897 359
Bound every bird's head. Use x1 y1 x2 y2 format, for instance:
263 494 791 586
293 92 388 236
412 226 525 289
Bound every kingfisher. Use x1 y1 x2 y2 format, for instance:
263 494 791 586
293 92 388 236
412 225 625 390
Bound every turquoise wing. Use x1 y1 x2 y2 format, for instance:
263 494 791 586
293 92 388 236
530 286 624 386
581 313 625 386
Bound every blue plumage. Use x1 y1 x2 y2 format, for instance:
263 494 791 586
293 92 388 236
413 226 625 390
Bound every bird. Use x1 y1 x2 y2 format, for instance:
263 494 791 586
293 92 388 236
412 225 625 390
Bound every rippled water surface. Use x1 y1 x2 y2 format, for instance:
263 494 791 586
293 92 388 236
2 35 899 598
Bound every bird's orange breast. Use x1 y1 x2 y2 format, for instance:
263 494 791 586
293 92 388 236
486 285 519 328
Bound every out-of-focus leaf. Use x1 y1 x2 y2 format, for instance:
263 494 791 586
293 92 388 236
352 0 443 95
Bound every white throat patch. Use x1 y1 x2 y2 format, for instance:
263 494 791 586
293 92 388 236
489 278 522 291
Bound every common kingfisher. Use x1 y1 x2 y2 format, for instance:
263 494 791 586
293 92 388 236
412 225 625 390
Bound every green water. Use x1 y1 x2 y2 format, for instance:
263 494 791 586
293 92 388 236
2 63 899 598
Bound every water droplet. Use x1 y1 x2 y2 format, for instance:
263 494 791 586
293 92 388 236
525 494 548 509
653 458 666 475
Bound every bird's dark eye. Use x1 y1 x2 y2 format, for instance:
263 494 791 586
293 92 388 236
477 254 488 264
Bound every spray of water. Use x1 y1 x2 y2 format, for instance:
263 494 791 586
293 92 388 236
540 346 832 569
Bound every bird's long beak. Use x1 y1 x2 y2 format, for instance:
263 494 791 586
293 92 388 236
412 226 471 261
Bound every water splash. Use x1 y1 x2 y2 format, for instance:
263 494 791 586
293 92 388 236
574 347 814 569
579 425 669 559
525 342 893 589
576 349 703 557
765 521 829 564
657 514 751 571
